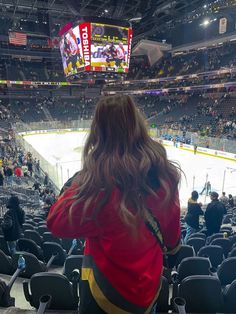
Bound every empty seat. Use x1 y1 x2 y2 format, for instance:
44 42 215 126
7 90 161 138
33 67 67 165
61 238 83 255
17 238 43 260
24 230 43 246
33 217 44 224
22 223 35 231
178 275 223 313
198 245 224 268
222 214 232 224
0 249 14 275
177 257 211 282
211 238 232 258
175 245 194 267
189 232 206 240
0 235 10 256
229 247 236 257
12 252 46 278
224 279 236 313
208 233 224 244
37 225 48 236
63 255 83 281
42 232 62 245
42 242 66 266
186 237 205 254
217 257 236 286
23 272 79 310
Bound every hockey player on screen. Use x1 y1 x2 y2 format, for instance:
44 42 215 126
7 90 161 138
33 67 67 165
102 43 117 67
115 42 127 68
67 29 83 72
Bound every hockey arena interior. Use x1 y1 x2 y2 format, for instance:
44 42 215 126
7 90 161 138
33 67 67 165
0 0 236 313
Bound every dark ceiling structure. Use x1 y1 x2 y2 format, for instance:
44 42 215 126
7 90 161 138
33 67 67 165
0 0 236 42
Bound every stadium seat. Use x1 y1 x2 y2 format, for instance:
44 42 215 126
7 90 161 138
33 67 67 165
211 238 232 258
42 232 62 245
186 237 205 254
17 238 43 260
22 223 35 231
176 257 211 282
217 257 236 286
37 225 48 236
189 232 206 240
61 238 84 255
25 220 37 227
0 236 10 256
229 247 236 257
208 233 224 244
12 252 46 278
42 242 66 266
23 272 80 310
174 245 195 267
222 215 232 224
0 249 14 275
223 279 236 313
63 255 83 281
178 275 224 313
24 230 43 246
198 245 224 268
33 217 44 224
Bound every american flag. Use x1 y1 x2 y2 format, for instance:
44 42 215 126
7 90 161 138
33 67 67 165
9 32 27 46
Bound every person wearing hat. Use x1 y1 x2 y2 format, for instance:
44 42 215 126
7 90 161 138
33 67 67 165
2 195 25 255
205 192 227 237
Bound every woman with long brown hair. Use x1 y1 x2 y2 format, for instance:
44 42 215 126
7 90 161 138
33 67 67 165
47 95 181 314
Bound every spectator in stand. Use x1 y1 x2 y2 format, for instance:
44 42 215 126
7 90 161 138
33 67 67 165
5 166 13 186
47 95 181 314
44 173 49 186
205 192 227 237
2 196 25 255
0 170 4 186
184 191 204 243
22 163 29 177
27 159 33 176
219 192 229 206
228 194 234 208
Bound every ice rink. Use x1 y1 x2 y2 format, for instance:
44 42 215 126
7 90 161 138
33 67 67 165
23 131 236 207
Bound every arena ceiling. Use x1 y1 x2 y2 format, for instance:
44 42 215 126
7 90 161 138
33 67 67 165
0 0 235 41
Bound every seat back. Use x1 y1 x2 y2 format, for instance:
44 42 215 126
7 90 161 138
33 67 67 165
25 272 78 310
224 279 236 313
198 245 224 268
0 235 10 256
37 225 48 236
24 230 42 246
208 233 224 243
179 275 223 313
175 245 194 267
189 233 206 240
42 242 66 266
43 232 62 245
211 238 232 258
12 251 46 278
63 255 83 281
229 247 236 257
17 238 43 260
217 257 236 285
22 223 35 231
177 257 211 282
186 237 205 254
0 249 13 275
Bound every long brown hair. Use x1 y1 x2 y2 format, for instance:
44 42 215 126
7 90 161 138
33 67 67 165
67 95 181 226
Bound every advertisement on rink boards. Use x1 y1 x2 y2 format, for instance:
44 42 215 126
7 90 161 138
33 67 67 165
59 21 132 77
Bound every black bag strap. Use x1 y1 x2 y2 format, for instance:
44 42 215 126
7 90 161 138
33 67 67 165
145 208 167 253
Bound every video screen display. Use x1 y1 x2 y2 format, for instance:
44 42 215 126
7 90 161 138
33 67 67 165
90 23 130 73
59 26 84 77
59 21 133 77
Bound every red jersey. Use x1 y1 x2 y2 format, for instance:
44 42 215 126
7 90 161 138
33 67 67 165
47 183 180 314
14 167 22 177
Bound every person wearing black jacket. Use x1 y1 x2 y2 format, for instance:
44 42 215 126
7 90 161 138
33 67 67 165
184 191 204 243
2 196 25 255
205 192 227 237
